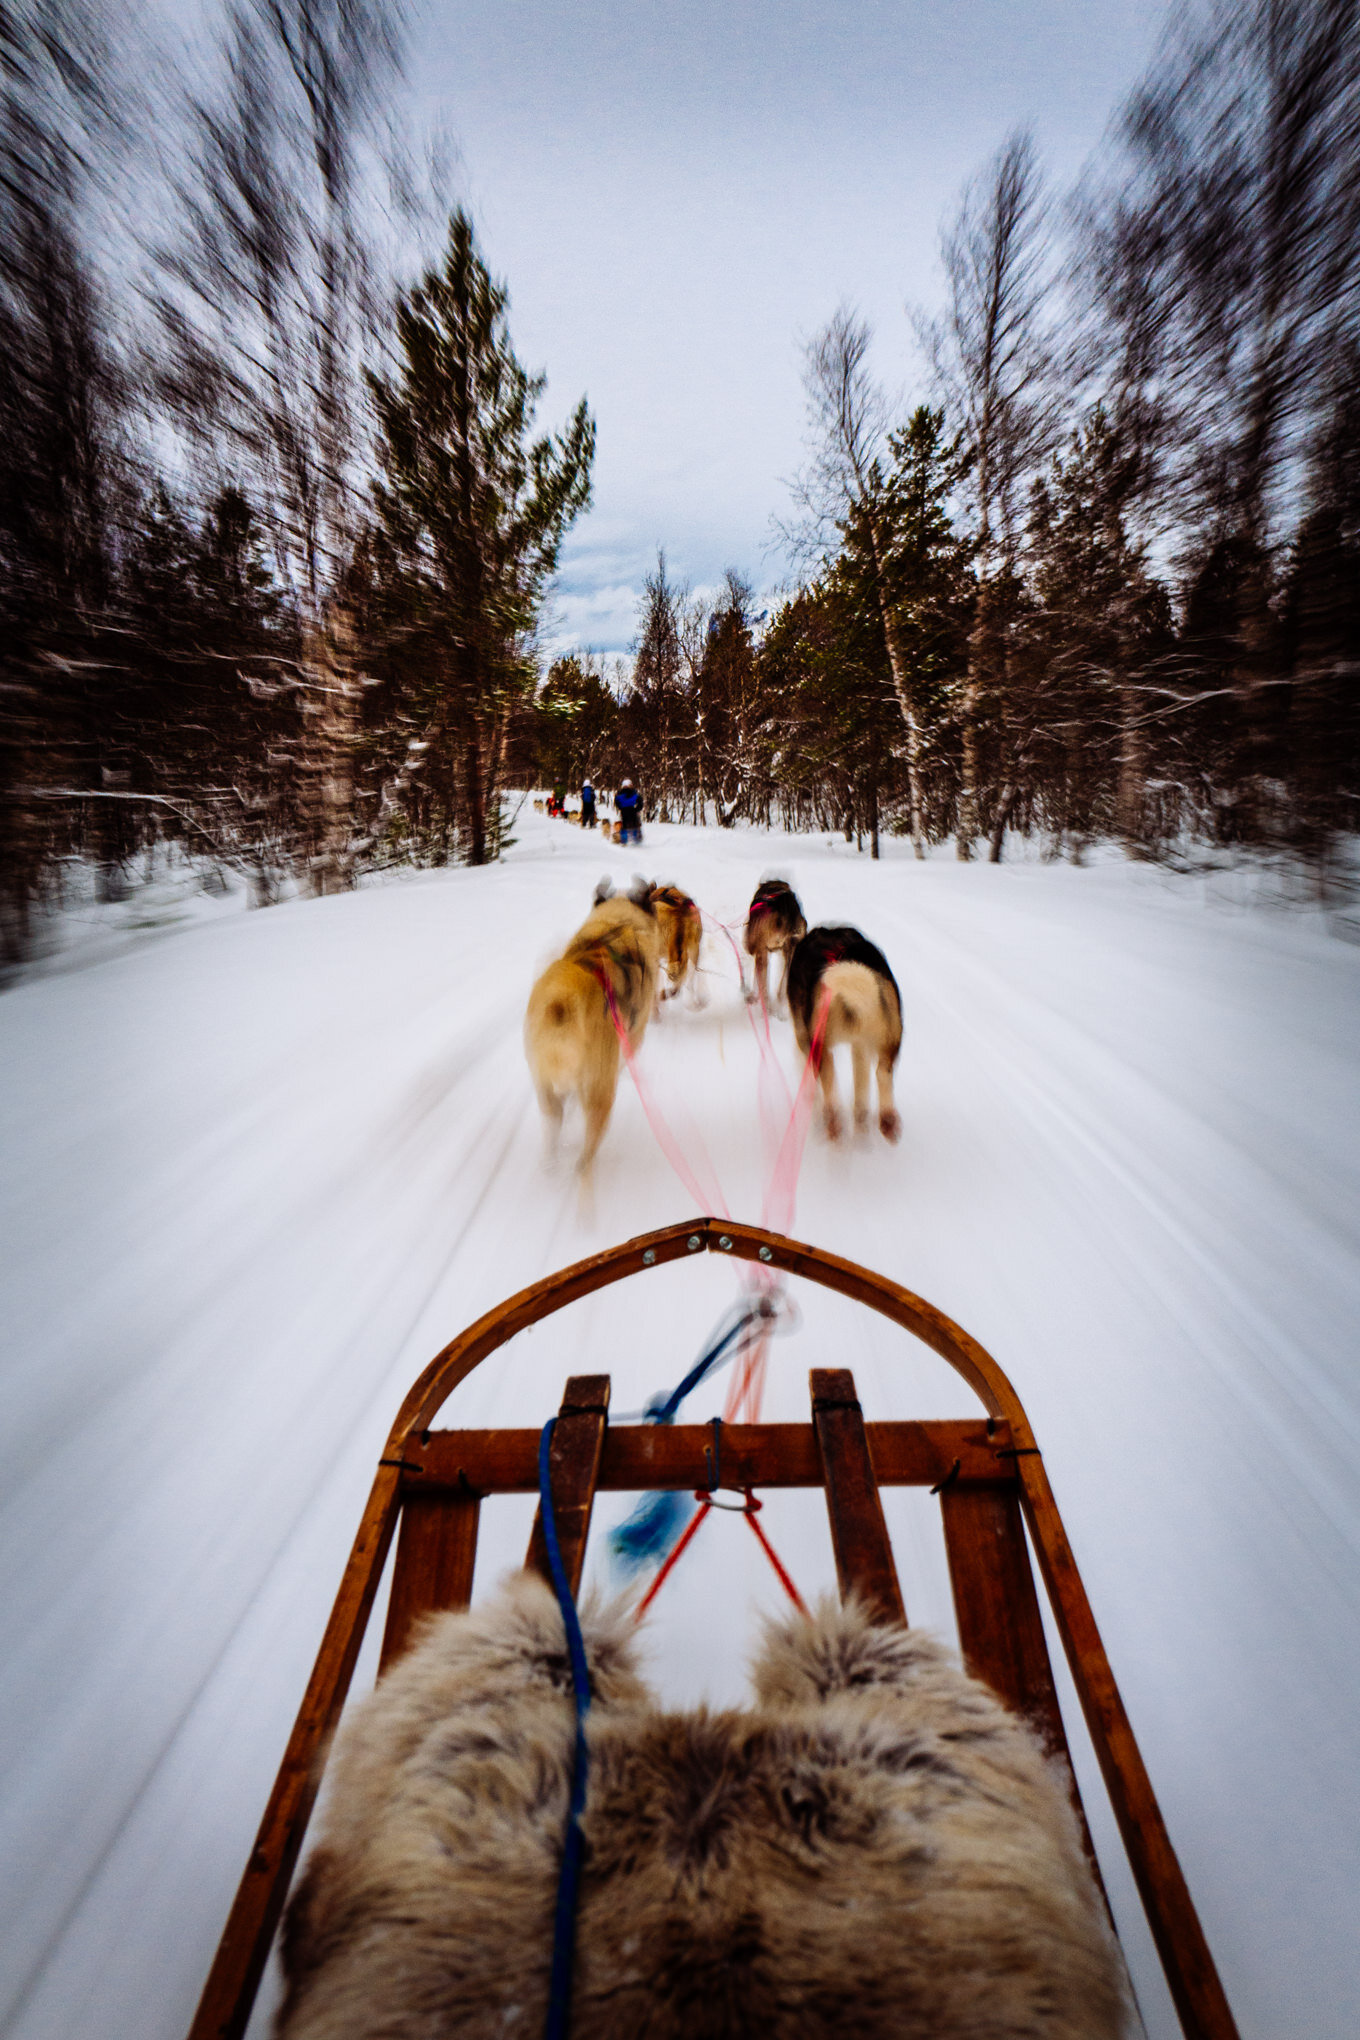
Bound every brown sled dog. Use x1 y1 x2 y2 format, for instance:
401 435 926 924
788 924 903 1142
648 883 704 1005
743 876 806 1014
524 879 660 1173
275 1574 1127 2040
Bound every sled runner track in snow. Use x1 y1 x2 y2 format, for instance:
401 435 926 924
187 1218 1240 2040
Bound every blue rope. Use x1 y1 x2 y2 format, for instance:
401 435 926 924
538 1416 592 2040
646 1302 766 1426
608 1304 767 1575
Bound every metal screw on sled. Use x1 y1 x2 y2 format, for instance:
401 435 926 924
687 1235 701 1251
642 1249 656 1266
718 1235 733 1250
758 1246 773 1262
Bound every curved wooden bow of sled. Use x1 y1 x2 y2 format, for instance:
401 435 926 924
188 1218 1239 2040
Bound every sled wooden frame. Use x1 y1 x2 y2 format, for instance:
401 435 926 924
188 1216 1239 2040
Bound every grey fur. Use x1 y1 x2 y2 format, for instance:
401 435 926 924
277 1575 1129 2039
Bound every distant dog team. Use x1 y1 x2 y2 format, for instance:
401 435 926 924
525 871 902 1171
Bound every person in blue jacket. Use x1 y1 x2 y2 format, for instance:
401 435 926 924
580 779 597 828
616 777 642 844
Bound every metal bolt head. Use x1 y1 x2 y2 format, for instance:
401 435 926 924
687 1235 701 1251
642 1248 656 1266
758 1245 773 1262
718 1235 733 1250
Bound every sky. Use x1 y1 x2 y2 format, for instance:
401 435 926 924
413 0 1172 656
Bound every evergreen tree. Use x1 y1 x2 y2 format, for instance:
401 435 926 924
533 654 621 796
625 551 687 819
1024 407 1174 855
695 574 763 826
837 407 974 853
761 580 900 852
368 211 595 863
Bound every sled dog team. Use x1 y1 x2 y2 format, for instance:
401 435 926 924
524 875 903 1174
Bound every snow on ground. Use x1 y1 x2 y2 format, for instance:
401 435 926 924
2 809 1358 2040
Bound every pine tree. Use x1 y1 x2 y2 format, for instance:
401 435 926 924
696 574 762 826
368 211 594 864
626 552 687 820
1024 407 1173 856
838 407 974 855
534 655 620 796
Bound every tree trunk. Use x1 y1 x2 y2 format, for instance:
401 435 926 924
463 732 487 865
299 608 357 895
1115 679 1147 853
956 573 994 860
868 515 926 860
987 778 1021 861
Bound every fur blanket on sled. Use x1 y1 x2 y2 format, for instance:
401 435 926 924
277 1575 1129 2039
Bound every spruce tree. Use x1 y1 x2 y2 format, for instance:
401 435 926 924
835 407 974 855
1025 407 1173 855
368 211 595 863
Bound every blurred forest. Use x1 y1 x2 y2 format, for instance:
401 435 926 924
3 0 1359 967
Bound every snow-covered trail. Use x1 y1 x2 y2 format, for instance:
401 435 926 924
2 813 1358 2040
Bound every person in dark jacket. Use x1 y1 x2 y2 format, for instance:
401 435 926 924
581 779 597 829
616 778 642 845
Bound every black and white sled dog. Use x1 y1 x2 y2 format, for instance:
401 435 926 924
787 925 903 1142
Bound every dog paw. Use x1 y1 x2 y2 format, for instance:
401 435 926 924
879 1110 902 1143
824 1109 844 1142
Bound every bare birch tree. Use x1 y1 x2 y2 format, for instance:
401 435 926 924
1083 0 1360 843
919 129 1054 856
153 0 403 892
790 306 931 856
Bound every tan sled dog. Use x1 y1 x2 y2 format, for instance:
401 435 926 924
648 883 704 1005
524 880 660 1173
788 925 902 1142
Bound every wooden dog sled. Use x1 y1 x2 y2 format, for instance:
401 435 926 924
187 1217 1240 2040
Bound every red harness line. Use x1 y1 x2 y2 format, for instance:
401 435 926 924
593 918 834 1616
601 912 830 1238
594 968 730 1218
634 1490 809 1621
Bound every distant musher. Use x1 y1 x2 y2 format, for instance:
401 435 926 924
581 779 597 829
616 778 642 845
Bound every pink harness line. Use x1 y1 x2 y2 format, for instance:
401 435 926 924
596 915 832 1426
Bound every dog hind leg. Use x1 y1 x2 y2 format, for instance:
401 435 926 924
877 1051 901 1142
852 1042 872 1131
536 1083 565 1158
578 1086 613 1175
819 1044 843 1141
577 1028 621 1175
775 944 793 1017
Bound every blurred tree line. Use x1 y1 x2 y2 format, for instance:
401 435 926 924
3 0 1359 971
0 0 593 963
554 0 1360 882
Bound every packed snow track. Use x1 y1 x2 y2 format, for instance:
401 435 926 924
2 810 1358 2040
